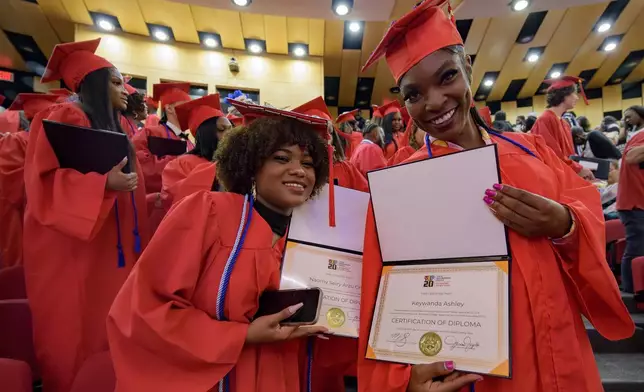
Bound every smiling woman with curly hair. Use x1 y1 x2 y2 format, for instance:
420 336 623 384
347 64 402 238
108 112 332 392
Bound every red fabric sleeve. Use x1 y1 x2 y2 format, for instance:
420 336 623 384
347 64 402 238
532 135 634 340
133 128 175 193
24 104 116 241
531 112 582 173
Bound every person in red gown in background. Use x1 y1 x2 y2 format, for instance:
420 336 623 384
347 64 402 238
107 110 332 392
0 95 23 134
227 112 244 127
350 122 387 177
479 106 493 127
531 76 594 180
49 88 74 103
358 2 633 391
144 96 160 128
119 79 148 139
0 93 60 268
293 97 368 194
335 109 362 159
23 38 150 392
380 100 404 160
144 94 232 234
133 82 192 193
387 121 425 166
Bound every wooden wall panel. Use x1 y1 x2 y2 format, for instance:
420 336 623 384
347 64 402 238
308 19 325 57
264 15 288 55
338 50 361 107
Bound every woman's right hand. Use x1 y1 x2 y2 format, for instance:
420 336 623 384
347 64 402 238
407 361 482 392
245 303 328 344
106 157 138 192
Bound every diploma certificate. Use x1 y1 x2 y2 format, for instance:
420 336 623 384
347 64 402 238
281 242 361 337
366 262 510 376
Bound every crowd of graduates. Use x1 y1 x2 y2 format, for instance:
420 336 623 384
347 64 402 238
1 0 643 391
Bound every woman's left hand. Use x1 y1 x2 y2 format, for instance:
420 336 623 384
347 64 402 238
484 184 572 238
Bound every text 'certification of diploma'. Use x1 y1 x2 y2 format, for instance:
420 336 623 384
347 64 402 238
280 184 370 338
366 144 511 378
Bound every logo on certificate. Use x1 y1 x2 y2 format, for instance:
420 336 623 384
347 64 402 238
419 332 442 357
423 274 451 288
423 275 435 288
328 259 338 270
326 307 345 327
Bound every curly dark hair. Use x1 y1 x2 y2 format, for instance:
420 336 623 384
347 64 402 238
215 116 329 197
124 92 145 117
546 85 576 108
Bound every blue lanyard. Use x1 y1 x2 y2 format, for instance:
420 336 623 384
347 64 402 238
424 129 537 158
126 118 138 136
162 124 173 139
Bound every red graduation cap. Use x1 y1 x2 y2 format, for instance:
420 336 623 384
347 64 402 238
152 83 191 108
362 0 463 83
226 113 243 127
401 107 410 125
380 100 402 116
478 106 492 127
122 76 138 96
229 98 337 227
292 96 333 121
175 94 224 137
145 96 158 111
336 109 359 124
49 88 73 97
543 76 588 105
8 93 60 119
41 38 114 92
372 104 383 119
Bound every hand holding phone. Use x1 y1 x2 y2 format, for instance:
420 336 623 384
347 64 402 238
246 303 328 344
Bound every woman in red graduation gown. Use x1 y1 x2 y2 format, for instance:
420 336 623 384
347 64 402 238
350 122 387 177
119 81 147 139
387 122 425 166
133 82 192 193
335 109 362 159
144 96 160 128
357 2 634 391
381 100 404 160
23 39 150 392
107 107 333 392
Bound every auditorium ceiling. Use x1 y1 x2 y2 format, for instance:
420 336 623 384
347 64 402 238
1 0 643 111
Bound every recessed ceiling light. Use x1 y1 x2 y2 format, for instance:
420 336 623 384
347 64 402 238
335 4 350 16
293 47 306 57
232 0 250 6
550 71 561 78
512 0 529 11
527 54 539 63
204 37 218 48
153 30 169 41
597 22 611 33
604 42 617 52
349 22 361 33
98 19 115 32
249 43 262 53
483 79 494 87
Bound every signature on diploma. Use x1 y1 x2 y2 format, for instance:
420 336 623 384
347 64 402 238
444 336 480 352
387 332 410 347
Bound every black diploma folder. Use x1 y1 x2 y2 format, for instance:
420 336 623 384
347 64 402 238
43 120 131 174
570 156 611 180
148 136 187 158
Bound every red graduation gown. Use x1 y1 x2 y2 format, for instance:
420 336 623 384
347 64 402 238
119 115 139 139
350 141 387 178
0 131 28 267
144 114 160 128
387 146 416 167
23 103 150 392
531 110 583 173
107 191 303 392
0 110 21 134
173 161 218 205
132 124 182 193
357 133 634 392
333 160 369 192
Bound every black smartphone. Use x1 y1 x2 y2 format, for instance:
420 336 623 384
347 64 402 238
254 288 323 325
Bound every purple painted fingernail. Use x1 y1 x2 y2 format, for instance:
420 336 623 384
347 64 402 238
483 196 494 205
485 189 496 197
493 183 503 191
444 361 455 371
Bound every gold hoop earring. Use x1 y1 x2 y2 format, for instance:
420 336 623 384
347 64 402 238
251 181 257 199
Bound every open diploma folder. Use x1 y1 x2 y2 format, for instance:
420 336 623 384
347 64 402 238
43 120 132 174
280 185 370 337
366 145 511 378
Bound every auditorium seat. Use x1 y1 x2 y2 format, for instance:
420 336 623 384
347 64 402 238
69 351 115 392
633 257 644 311
606 219 626 243
0 358 32 392
0 265 26 300
0 299 39 379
